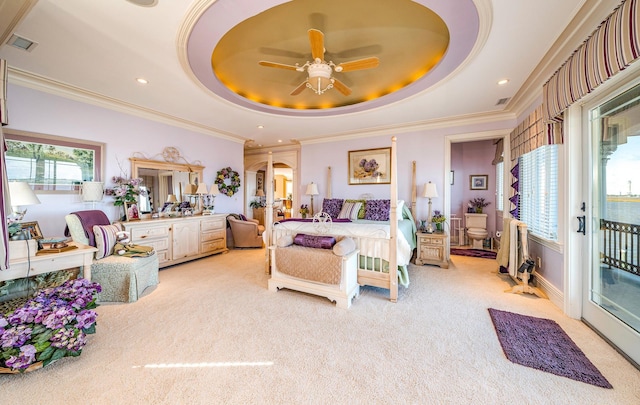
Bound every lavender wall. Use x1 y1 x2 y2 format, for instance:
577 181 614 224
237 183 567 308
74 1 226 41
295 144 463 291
5 84 244 236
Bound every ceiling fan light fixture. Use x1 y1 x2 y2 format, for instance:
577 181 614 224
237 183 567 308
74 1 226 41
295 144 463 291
306 63 334 95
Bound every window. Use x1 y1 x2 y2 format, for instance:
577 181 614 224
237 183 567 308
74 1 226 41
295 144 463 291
4 130 104 193
495 161 504 211
519 145 558 241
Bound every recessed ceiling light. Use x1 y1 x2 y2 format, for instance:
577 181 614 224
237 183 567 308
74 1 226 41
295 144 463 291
277 139 283 143
136 78 148 84
257 125 264 129
497 79 509 85
7 34 38 52
126 0 158 7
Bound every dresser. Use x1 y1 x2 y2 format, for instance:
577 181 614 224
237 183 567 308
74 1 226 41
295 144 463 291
120 214 227 268
415 231 449 268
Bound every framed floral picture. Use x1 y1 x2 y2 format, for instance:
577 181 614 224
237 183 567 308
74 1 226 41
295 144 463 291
348 147 391 185
470 175 488 190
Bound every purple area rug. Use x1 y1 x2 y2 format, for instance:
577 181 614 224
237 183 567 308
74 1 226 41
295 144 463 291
488 308 612 388
450 248 496 259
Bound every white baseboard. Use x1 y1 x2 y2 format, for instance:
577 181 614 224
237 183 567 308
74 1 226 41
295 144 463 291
535 274 563 309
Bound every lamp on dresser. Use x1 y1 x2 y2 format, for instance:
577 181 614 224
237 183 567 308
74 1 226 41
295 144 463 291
305 182 319 216
8 181 41 222
422 181 438 233
196 183 208 213
203 184 219 215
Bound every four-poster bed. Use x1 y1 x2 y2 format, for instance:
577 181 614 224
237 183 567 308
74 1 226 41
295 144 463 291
265 137 418 302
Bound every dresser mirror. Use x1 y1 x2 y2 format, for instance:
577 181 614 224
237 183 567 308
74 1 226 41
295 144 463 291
130 158 204 214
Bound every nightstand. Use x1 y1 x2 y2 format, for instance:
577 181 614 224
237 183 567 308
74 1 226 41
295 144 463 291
415 231 449 268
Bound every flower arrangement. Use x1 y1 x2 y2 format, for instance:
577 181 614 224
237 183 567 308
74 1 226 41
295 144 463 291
299 204 309 217
6 217 22 239
0 278 101 373
432 210 446 224
470 197 491 213
215 167 241 197
105 176 144 207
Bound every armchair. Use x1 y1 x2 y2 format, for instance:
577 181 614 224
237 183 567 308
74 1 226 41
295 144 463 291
227 215 265 248
64 210 159 303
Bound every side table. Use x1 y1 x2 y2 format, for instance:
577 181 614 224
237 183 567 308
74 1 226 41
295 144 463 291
415 231 449 268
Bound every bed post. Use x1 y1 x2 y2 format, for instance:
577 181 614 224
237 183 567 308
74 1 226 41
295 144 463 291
411 160 416 218
327 166 332 199
265 151 274 274
389 136 398 302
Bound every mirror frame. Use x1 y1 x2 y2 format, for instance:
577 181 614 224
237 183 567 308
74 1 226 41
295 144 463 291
130 157 205 213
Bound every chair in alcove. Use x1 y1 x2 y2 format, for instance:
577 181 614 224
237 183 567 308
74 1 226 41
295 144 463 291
64 210 159 303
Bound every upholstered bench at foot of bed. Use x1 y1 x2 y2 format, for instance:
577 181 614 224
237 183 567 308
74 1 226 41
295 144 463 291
91 254 159 303
268 245 359 309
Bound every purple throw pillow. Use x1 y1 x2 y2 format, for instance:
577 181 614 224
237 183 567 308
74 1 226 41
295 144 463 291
322 198 344 219
239 214 247 221
365 199 390 221
293 233 337 249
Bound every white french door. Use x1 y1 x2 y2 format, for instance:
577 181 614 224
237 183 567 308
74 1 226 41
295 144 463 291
581 80 640 366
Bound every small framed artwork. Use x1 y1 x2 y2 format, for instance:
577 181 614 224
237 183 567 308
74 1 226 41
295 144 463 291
125 202 140 221
348 147 391 185
20 221 43 240
470 175 488 190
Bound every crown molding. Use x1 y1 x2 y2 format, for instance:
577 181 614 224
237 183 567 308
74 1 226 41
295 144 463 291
7 67 246 144
300 109 516 145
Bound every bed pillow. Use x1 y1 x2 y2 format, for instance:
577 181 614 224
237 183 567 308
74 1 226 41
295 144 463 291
276 234 294 247
93 223 122 260
338 201 363 220
365 199 391 221
333 237 356 256
322 198 344 219
345 199 366 219
293 233 337 249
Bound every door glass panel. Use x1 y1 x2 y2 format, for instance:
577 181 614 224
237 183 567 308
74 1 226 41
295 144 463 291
590 84 640 333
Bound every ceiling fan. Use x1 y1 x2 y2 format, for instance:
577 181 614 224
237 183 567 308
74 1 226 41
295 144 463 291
258 29 379 96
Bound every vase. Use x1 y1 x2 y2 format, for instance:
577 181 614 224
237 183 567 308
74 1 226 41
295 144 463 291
436 222 443 231
475 208 483 213
301 213 307 219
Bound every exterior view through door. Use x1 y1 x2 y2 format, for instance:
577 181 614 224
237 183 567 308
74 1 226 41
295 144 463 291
584 81 640 366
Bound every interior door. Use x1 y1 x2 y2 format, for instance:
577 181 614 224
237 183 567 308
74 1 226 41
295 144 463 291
582 82 640 366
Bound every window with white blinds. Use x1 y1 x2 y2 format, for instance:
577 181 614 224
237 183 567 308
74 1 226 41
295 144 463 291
495 161 504 211
519 145 559 241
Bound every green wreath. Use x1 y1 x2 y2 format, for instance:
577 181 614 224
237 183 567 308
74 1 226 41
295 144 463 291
215 167 241 197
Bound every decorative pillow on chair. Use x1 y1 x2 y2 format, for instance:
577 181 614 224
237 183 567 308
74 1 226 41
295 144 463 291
239 214 248 221
322 198 344 219
365 199 391 221
338 201 363 221
93 223 123 259
345 199 366 219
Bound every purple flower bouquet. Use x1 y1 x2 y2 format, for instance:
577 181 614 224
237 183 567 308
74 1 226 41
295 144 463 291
0 278 101 373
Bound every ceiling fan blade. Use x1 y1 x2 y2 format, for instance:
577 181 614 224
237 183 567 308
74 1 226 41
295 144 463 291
308 29 325 61
332 78 352 96
258 60 299 71
290 81 308 96
337 57 380 72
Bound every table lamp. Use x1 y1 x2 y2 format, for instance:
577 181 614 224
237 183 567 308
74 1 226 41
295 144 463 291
82 181 104 209
422 181 438 233
196 183 208 212
8 181 41 221
305 182 319 216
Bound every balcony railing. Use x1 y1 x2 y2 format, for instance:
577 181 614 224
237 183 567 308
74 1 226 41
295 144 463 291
601 219 640 276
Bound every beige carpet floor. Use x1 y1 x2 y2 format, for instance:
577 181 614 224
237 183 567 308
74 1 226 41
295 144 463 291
2 249 640 404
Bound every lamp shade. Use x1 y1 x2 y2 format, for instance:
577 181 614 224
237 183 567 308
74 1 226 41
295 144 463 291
82 181 104 202
422 182 438 198
8 182 41 206
210 184 220 195
305 182 319 196
166 194 178 203
195 183 208 195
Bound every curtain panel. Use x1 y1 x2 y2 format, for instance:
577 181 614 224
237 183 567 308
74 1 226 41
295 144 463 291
543 0 640 122
0 59 9 269
509 105 560 161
